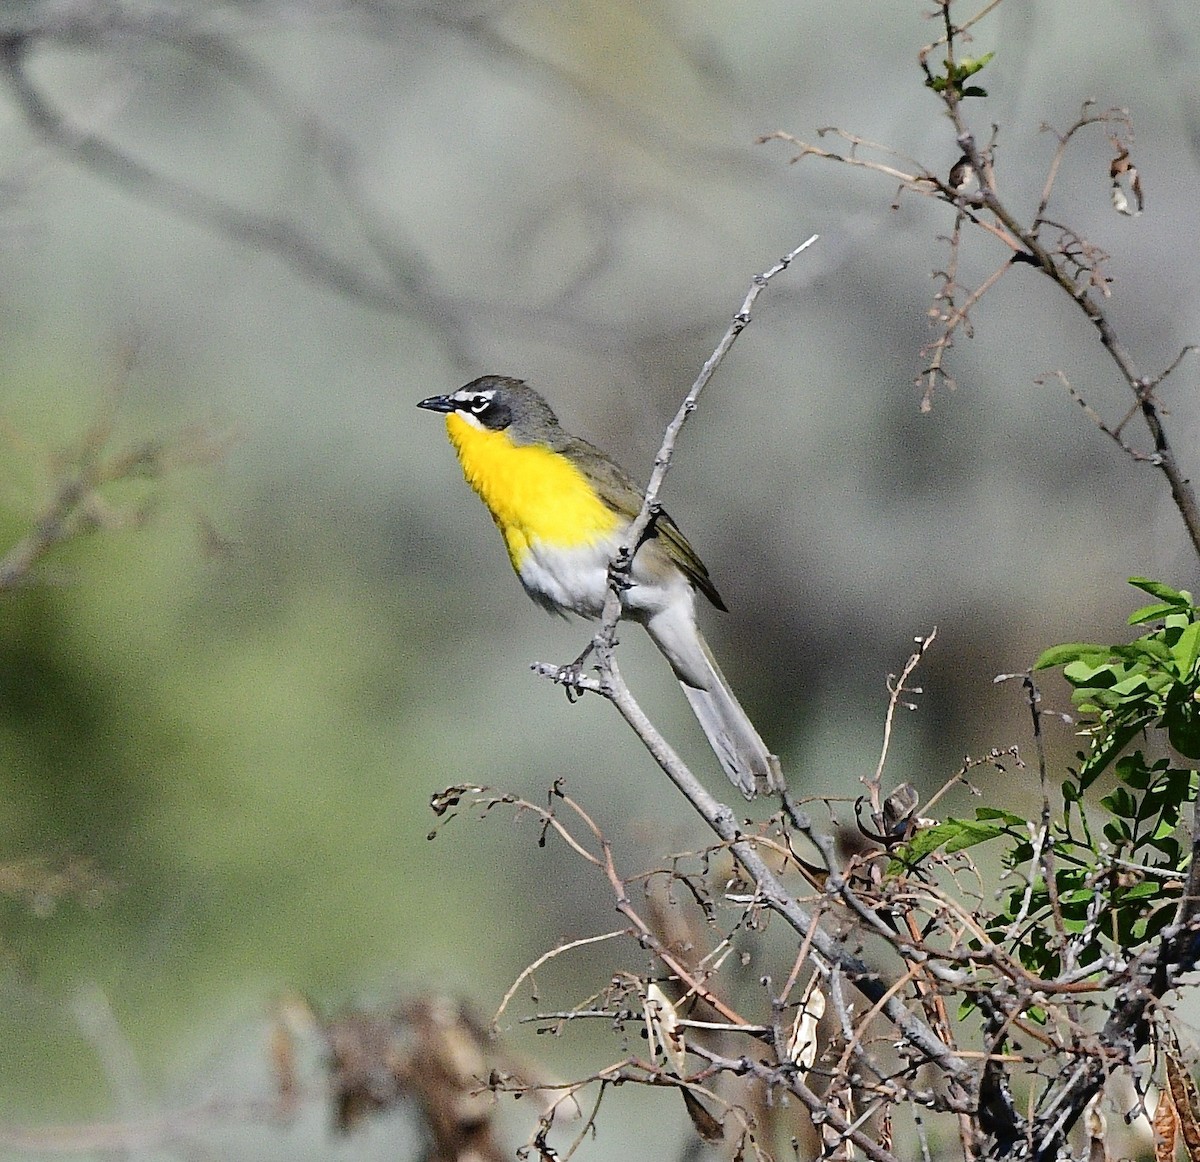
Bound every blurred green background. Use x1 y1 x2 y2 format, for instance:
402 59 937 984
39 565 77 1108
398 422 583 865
0 0 1197 1157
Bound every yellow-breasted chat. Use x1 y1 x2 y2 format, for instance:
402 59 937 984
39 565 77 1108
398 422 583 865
418 375 784 799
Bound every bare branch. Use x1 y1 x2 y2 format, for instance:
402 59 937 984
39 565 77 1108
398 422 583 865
593 235 819 659
0 30 472 364
493 930 627 1028
864 629 937 826
0 398 226 592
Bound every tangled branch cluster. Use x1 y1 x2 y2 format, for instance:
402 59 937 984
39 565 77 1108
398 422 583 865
434 591 1200 1162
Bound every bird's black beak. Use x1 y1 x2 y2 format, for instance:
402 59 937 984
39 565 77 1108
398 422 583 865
417 394 457 413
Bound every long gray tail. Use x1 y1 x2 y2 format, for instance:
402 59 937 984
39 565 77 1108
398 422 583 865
645 610 784 799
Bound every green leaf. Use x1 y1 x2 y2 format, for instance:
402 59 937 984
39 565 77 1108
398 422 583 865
1034 643 1110 670
942 819 1007 853
1112 639 1171 664
1153 836 1182 867
1063 657 1122 688
898 819 1004 863
1058 887 1094 906
959 53 994 73
1101 787 1138 818
1115 754 1151 790
1140 906 1175 942
1080 718 1154 788
1086 688 1125 710
975 807 1028 826
1167 703 1200 759
1008 838 1034 864
1120 880 1159 902
1103 818 1132 846
1129 578 1190 605
1171 621 1200 674
1108 672 1151 697
1130 602 1184 625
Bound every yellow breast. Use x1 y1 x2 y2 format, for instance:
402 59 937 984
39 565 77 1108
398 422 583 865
445 413 620 569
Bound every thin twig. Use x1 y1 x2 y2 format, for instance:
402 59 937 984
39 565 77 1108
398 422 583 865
591 235 818 657
493 930 627 1028
865 629 937 826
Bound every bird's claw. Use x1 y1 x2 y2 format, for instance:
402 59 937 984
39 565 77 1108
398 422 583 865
557 643 596 703
607 556 634 594
557 662 586 702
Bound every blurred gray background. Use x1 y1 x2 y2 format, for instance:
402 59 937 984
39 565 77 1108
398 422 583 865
0 0 1197 1157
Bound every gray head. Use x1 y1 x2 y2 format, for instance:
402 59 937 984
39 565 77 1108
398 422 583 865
417 376 564 445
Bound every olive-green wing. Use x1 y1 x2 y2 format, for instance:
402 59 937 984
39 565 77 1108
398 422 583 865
567 437 728 612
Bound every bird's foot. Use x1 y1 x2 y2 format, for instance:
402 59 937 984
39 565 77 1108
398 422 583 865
557 642 596 703
606 552 634 595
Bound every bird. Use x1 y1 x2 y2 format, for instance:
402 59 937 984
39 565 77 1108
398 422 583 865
418 375 784 799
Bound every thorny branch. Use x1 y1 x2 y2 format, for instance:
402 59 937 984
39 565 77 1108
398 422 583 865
749 23 1200 1152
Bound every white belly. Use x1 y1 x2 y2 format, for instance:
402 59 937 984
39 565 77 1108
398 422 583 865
516 535 695 623
517 538 613 618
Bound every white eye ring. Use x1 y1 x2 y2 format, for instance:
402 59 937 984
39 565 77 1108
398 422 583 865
468 396 490 414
